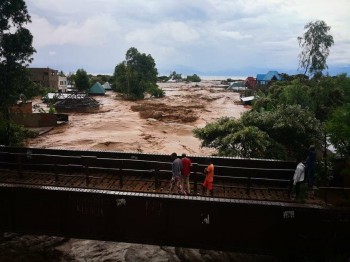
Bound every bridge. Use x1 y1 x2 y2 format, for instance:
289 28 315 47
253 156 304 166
0 146 349 257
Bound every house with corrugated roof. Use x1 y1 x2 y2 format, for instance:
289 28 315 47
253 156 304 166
256 71 283 86
89 82 106 95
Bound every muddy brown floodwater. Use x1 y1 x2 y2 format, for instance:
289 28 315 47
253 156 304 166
7 80 262 262
26 80 248 155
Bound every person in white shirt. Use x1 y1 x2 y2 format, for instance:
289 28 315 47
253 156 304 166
293 159 306 199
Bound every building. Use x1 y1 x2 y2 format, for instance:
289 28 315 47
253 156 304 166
28 68 58 89
244 77 256 89
227 81 246 92
89 82 106 95
58 75 68 92
28 67 68 91
256 71 283 86
103 82 112 90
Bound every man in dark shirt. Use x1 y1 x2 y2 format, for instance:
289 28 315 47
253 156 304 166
169 153 186 195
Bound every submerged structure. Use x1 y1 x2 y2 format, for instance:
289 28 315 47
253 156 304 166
42 92 87 103
53 93 100 113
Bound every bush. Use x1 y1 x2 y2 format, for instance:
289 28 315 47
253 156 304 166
0 121 25 146
186 74 201 82
0 119 39 146
157 76 170 82
148 85 165 98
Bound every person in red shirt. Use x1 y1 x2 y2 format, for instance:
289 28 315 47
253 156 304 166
181 153 192 195
203 158 214 196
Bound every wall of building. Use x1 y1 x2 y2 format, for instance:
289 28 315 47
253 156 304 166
28 68 59 89
11 113 58 127
58 76 68 92
10 102 33 114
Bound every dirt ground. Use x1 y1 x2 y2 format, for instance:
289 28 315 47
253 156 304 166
26 80 248 156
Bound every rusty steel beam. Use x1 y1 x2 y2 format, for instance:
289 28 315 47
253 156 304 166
1 183 350 257
0 146 296 169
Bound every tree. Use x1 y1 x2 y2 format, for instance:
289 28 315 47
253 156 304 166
169 71 182 82
253 74 350 122
0 0 35 145
74 68 90 92
242 105 323 157
193 117 287 159
66 72 75 87
326 104 350 156
194 105 323 160
90 74 112 86
186 74 201 82
113 47 162 99
298 20 334 77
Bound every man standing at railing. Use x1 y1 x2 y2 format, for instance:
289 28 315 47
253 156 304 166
169 153 187 195
203 158 214 196
181 153 192 195
293 158 306 200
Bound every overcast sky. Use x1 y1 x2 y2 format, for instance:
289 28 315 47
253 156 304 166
25 0 350 77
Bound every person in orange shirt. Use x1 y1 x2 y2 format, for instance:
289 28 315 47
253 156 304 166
202 158 214 196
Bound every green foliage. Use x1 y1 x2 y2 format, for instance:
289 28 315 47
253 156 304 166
48 103 56 114
194 105 322 159
298 20 334 76
169 71 182 81
89 74 112 86
157 75 170 82
242 105 323 158
193 117 287 159
326 104 350 156
113 62 127 93
66 72 75 87
186 74 201 82
148 84 165 98
0 119 39 145
311 75 349 122
193 117 244 150
277 79 316 111
113 47 159 100
196 72 349 159
0 0 35 145
220 126 286 159
23 81 51 98
75 68 90 92
253 74 350 121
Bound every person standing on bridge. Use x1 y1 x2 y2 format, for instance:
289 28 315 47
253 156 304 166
181 153 192 195
169 153 186 195
202 158 214 196
293 158 306 200
306 145 316 191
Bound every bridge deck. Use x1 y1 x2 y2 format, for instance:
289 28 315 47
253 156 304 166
0 168 323 205
1 147 349 256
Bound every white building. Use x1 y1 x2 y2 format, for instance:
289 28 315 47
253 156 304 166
58 75 68 92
